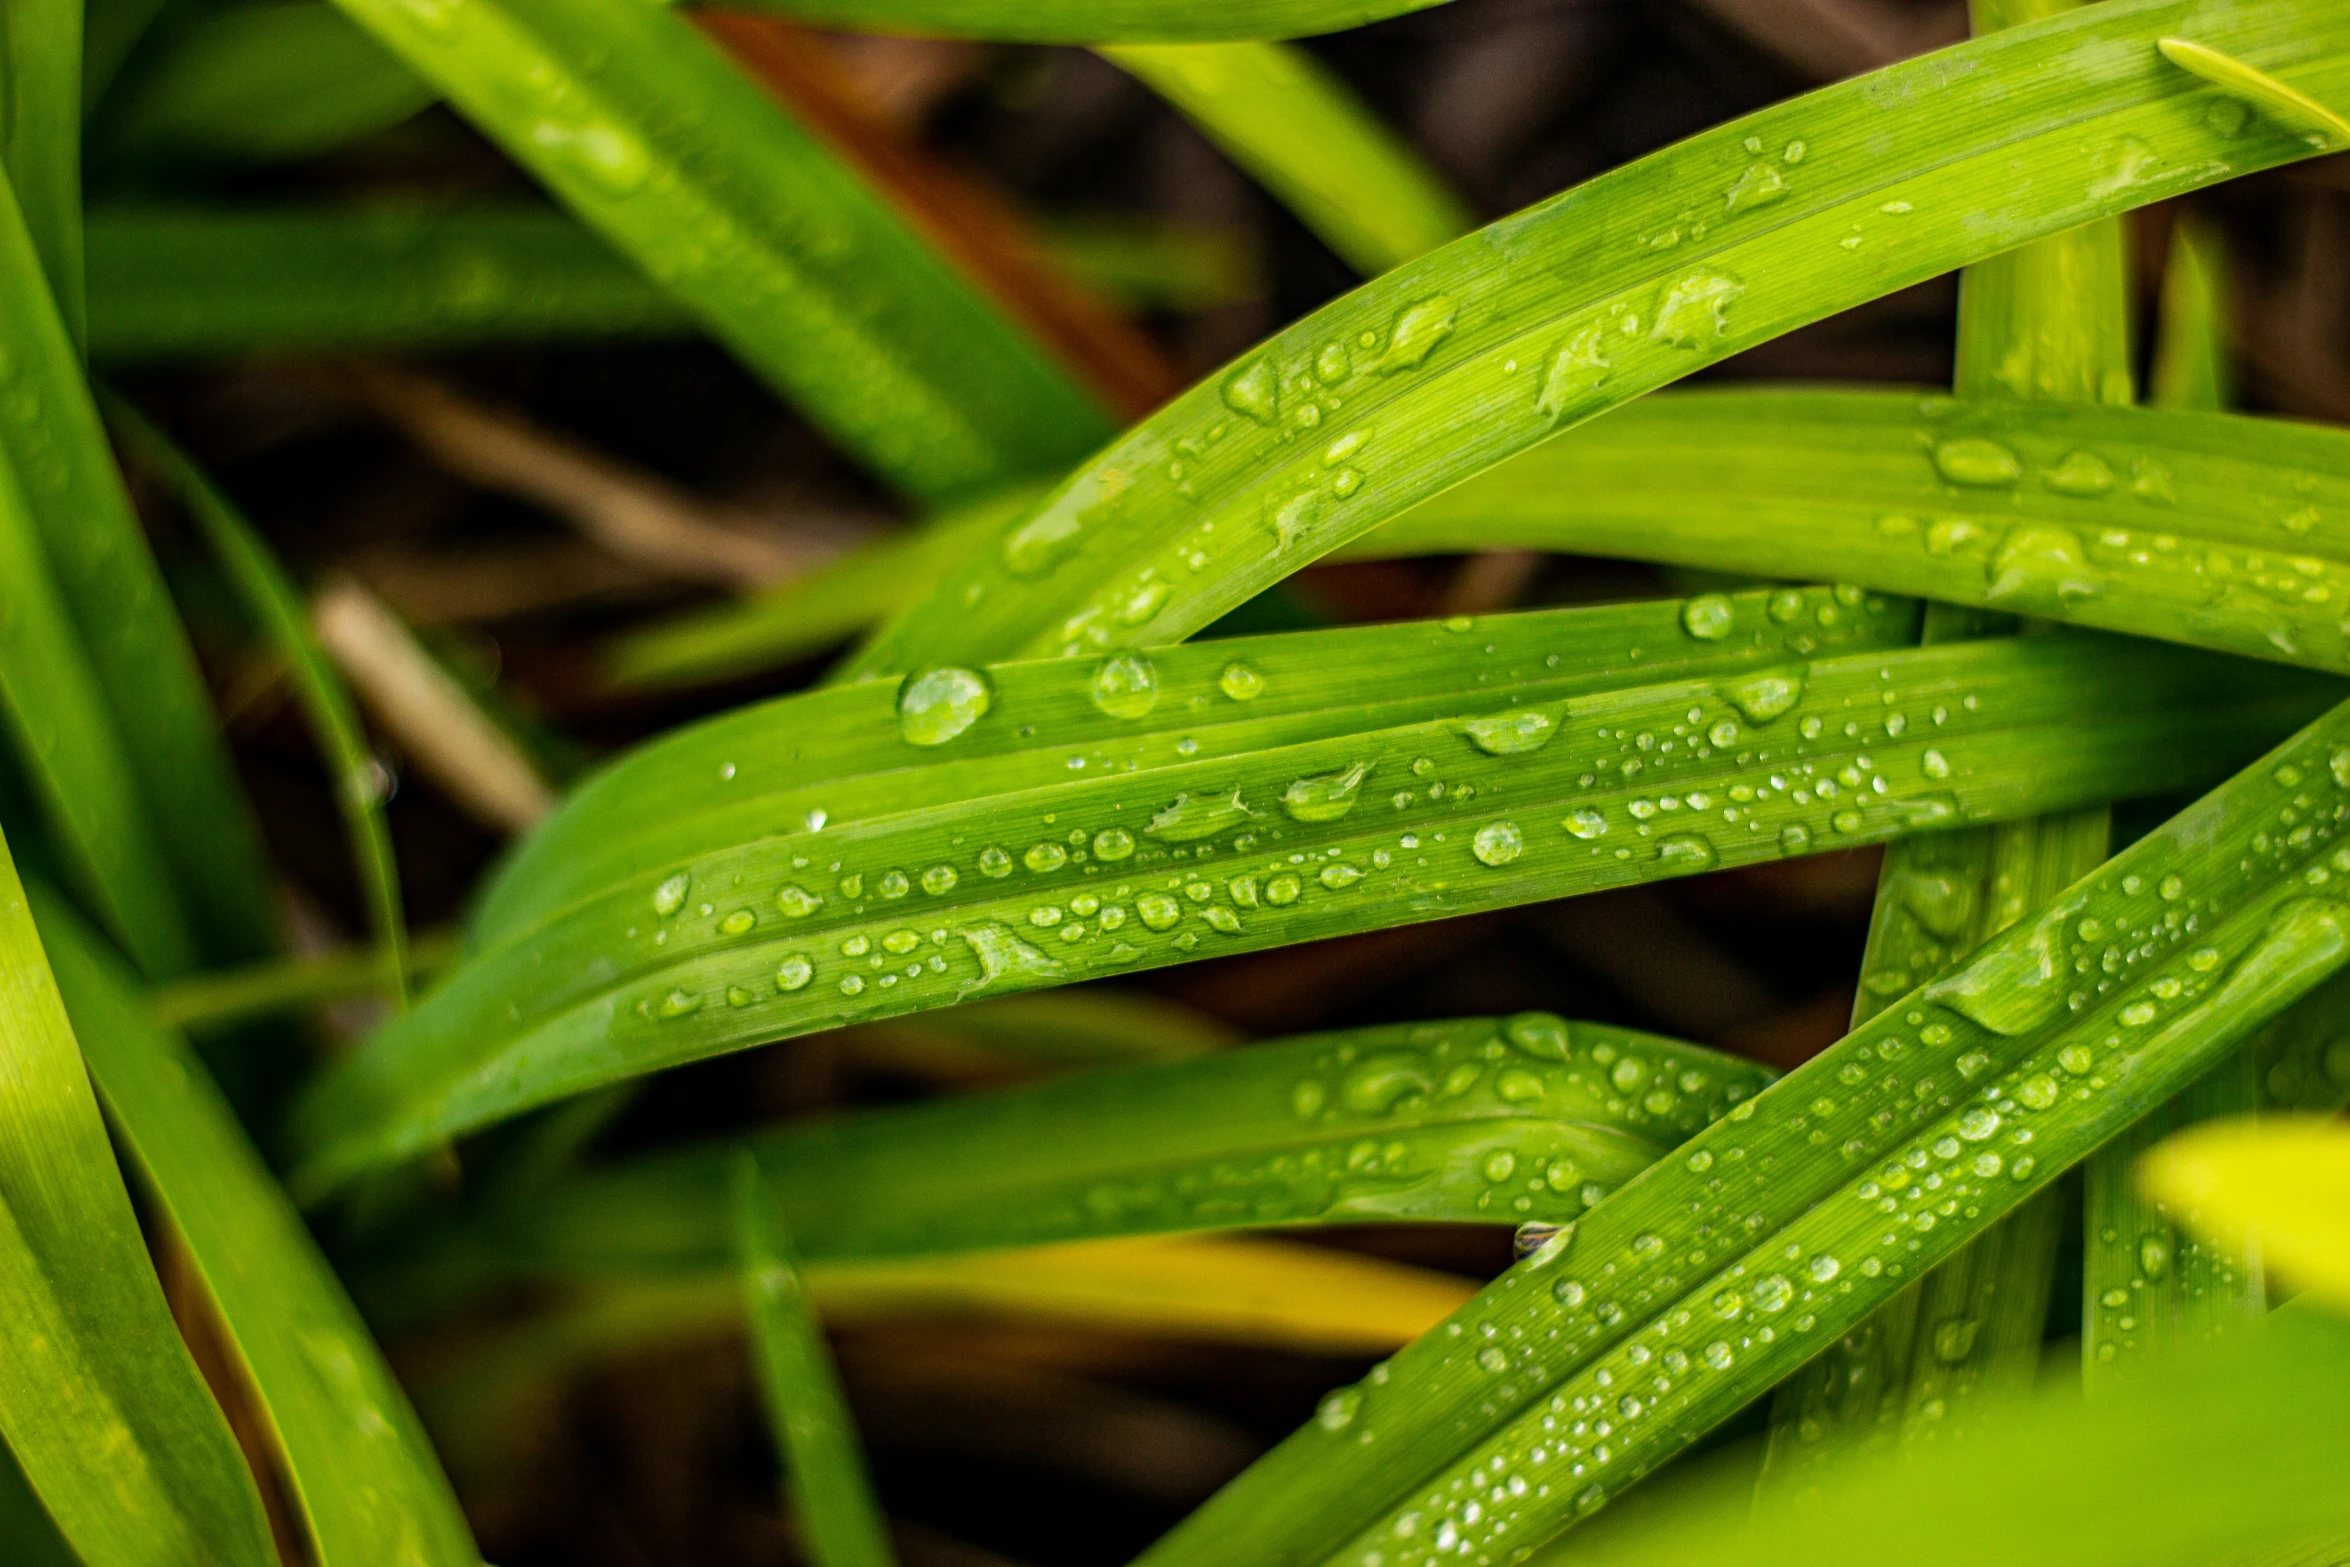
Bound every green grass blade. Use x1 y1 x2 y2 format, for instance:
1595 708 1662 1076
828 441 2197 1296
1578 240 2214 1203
1 0 84 346
109 402 409 1006
1136 693 2350 1567
35 890 479 1567
151 935 458 1032
2158 35 2350 144
0 830 275 1567
320 0 1112 504
288 599 2335 1193
733 1154 899 1567
0 1441 76 1567
669 0 1455 44
2150 213 2234 412
432 1016 1774 1283
847 0 2350 676
1357 390 2350 677
0 167 276 968
1098 43 1470 276
93 0 434 166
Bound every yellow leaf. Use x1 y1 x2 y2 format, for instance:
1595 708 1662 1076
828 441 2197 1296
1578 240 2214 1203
2137 1115 2350 1311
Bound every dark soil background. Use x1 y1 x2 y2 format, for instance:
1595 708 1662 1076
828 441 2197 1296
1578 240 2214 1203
106 2 2350 1562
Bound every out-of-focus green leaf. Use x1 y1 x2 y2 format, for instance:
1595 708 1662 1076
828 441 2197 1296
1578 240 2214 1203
37 891 479 1567
1100 42 1470 276
2150 214 2234 412
733 1154 897 1567
320 0 1113 503
0 831 275 1567
0 1441 76 1567
2141 1116 2350 1311
851 0 2350 676
151 935 459 1032
2 0 85 343
660 0 1456 44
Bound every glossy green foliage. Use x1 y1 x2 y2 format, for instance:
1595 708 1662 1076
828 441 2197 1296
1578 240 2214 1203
2149 216 2234 412
853 0 2350 675
320 0 1113 503
0 168 275 971
1140 693 2350 1567
1360 391 2350 678
1101 43 1470 276
2 0 84 342
39 892 478 1567
0 835 275 1567
732 1156 898 1567
290 588 2336 1193
95 0 433 165
428 1015 1774 1282
680 0 1454 43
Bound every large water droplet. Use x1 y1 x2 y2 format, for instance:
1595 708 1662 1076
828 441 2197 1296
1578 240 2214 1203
1282 762 1373 823
1681 593 1736 640
1932 1317 1981 1363
1657 835 1716 873
1725 161 1788 212
1148 785 1256 842
1316 1387 1363 1430
2202 898 2350 1019
1463 709 1559 755
1341 1054 1434 1112
1473 821 1525 866
1651 268 1745 346
2045 450 2116 496
1723 667 1805 723
1222 357 1280 424
1896 871 1976 940
1536 325 1611 424
1564 809 1608 840
1934 438 2024 487
1926 896 2074 1035
528 115 651 196
1504 1011 1571 1061
899 667 991 745
1219 661 1265 701
960 923 1065 988
1091 653 1160 720
1376 297 1457 372
1986 525 2101 608
652 872 689 916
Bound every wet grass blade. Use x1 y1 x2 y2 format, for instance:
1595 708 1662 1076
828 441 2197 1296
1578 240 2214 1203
1099 43 1470 276
676 0 1457 43
288 595 2336 1193
0 166 276 968
733 1155 898 1567
848 0 2350 675
91 0 434 166
36 890 479 1567
1355 390 2350 677
0 831 276 1567
110 403 409 1006
320 0 1113 504
424 1015 1773 1283
1134 695 2350 1567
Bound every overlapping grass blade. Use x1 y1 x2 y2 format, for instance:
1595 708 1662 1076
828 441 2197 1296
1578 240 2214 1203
0 1443 75 1567
0 830 275 1567
413 1016 1771 1288
733 1155 898 1567
1134 695 2350 1567
678 0 1455 43
2 0 85 344
110 403 409 1006
290 590 2336 1192
2140 1118 2350 1310
36 890 478 1567
1355 390 2350 677
2149 214 2234 412
319 0 1113 503
153 935 458 1031
92 0 434 166
848 0 2350 675
1100 43 1469 276
0 166 275 968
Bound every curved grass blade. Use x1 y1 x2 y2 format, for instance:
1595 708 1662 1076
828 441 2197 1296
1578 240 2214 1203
2 0 83 346
670 0 1455 44
420 1015 1772 1285
110 403 409 1006
1136 694 2350 1567
320 0 1113 504
2158 36 2350 145
2149 213 2234 412
36 890 479 1567
95 1 433 167
1358 390 2350 677
848 0 2350 675
152 935 459 1031
733 1154 898 1567
290 611 2334 1194
0 166 276 968
0 832 275 1567
1099 43 1470 277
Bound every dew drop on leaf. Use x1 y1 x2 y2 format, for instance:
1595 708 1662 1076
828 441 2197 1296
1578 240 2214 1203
1090 653 1160 720
898 667 991 745
1473 821 1525 866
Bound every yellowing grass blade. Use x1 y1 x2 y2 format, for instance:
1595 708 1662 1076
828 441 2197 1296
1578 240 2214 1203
2138 1116 2350 1312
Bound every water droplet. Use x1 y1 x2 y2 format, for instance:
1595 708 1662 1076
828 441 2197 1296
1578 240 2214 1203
1921 748 1951 780
1934 438 2024 487
1926 897 2073 1035
1149 785 1255 842
1222 357 1279 424
899 667 991 745
1320 863 1364 889
1778 823 1812 855
1725 160 1788 212
1024 842 1068 873
1464 709 1559 755
1536 325 1611 423
2045 450 2116 496
1657 835 1716 873
1377 297 1457 372
776 955 812 991
653 873 690 916
1958 1106 2001 1141
1316 1387 1362 1430
1219 662 1265 701
1681 594 1736 640
1564 809 1608 840
1505 1012 1571 1060
1932 1317 1981 1363
1477 1345 1509 1373
1896 872 1976 939
978 846 1013 879
1473 821 1526 866
1089 828 1134 861
1986 525 2100 608
1266 873 1302 905
1808 1254 1841 1283
1091 653 1160 720
720 909 755 936
1282 762 1373 823
1002 506 1084 578
1752 1274 1793 1312
960 923 1064 988
655 988 701 1018
2139 1233 2172 1281
528 115 651 196
1651 268 1745 346
922 865 958 895
1723 667 1805 722
1342 1054 1433 1112
1704 1341 1735 1370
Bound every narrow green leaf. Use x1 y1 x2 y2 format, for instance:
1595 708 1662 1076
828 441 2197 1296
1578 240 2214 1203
1 0 84 345
2158 36 2350 144
733 1154 898 1567
1100 43 1470 276
663 0 1455 44
108 402 408 1006
850 0 2350 675
0 1439 77 1567
2149 214 2234 412
36 890 479 1567
93 0 434 166
289 594 2334 1193
0 828 275 1567
432 1015 1773 1282
2139 1117 2350 1311
1356 390 2350 678
1137 694 2350 1567
151 935 458 1032
320 0 1113 503
0 166 276 968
